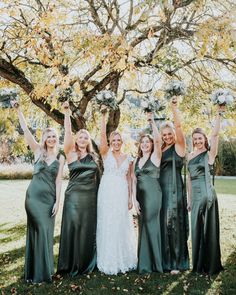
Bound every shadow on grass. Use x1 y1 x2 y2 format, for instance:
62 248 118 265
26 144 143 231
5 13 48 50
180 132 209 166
1 239 235 295
0 223 26 245
220 248 236 294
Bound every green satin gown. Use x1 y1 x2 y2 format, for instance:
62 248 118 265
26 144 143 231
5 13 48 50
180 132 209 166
135 157 163 274
57 154 99 276
160 145 189 271
25 159 59 283
188 151 223 275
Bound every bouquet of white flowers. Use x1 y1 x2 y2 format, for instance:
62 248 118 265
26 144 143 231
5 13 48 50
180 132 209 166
165 80 186 100
0 88 19 108
94 90 118 111
211 88 234 106
141 97 166 113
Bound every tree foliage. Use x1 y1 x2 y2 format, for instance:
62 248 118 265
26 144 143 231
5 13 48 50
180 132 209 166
0 0 236 137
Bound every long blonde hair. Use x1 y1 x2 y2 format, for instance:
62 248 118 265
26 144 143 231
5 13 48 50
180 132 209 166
40 128 59 162
160 122 176 150
75 129 100 166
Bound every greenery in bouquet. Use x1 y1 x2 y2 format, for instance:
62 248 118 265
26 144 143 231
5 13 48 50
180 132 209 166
94 90 118 111
0 88 19 108
164 80 186 100
211 88 235 106
57 87 74 102
141 96 166 113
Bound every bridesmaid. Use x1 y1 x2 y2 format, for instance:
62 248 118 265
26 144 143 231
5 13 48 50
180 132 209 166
12 101 65 283
132 112 163 274
160 96 189 274
57 101 99 276
187 105 224 275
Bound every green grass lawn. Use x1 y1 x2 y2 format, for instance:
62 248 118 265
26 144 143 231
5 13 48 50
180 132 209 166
0 179 236 295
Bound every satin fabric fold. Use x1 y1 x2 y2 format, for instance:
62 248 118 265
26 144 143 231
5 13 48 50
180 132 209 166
188 151 223 275
25 159 59 283
135 158 163 274
160 145 189 271
57 155 99 276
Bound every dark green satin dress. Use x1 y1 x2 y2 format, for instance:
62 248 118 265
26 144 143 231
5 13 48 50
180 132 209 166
25 159 59 283
188 151 223 275
135 158 163 274
57 154 99 276
160 145 189 271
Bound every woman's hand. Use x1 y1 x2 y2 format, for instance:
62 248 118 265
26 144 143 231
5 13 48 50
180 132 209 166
51 202 59 217
10 99 19 109
171 96 178 107
134 200 141 215
218 104 226 115
147 112 154 122
101 104 108 114
187 201 191 212
62 101 70 113
128 198 133 210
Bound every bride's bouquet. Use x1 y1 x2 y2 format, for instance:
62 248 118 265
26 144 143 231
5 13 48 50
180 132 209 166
0 88 19 108
164 80 186 100
94 90 118 111
211 88 234 106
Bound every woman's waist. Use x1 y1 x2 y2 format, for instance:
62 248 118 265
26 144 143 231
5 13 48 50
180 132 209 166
102 172 127 178
190 174 205 181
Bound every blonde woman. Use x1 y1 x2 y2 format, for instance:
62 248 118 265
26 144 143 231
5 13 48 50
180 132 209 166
96 105 137 275
57 101 100 276
159 97 189 274
12 101 65 283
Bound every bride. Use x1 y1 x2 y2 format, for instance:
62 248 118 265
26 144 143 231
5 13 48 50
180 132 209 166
96 105 137 275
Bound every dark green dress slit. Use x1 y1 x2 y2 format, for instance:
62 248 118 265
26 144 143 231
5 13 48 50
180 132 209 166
57 154 99 276
25 159 59 283
135 158 163 274
188 151 223 275
160 145 189 271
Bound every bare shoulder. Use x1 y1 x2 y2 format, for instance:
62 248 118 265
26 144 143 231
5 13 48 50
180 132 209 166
187 152 195 162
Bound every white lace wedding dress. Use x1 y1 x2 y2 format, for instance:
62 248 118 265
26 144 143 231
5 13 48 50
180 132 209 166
96 149 137 275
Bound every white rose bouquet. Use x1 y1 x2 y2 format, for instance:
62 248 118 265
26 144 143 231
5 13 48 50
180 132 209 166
211 88 234 106
0 88 19 108
94 90 118 111
165 80 186 100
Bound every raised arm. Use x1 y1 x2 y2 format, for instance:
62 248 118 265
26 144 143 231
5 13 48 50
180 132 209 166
51 154 65 217
99 105 109 156
62 101 74 154
12 100 39 152
208 105 223 164
147 112 162 162
171 96 186 157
